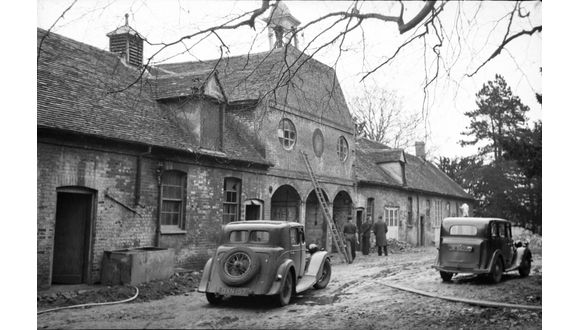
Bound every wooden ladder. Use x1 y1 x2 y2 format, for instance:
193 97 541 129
300 151 352 264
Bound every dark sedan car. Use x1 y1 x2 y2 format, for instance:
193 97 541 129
198 221 331 306
432 217 532 283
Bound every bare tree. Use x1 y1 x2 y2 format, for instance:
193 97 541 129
38 0 542 120
350 87 422 149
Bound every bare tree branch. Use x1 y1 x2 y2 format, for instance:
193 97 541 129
467 25 542 77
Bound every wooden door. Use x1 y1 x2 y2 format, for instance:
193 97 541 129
52 192 92 284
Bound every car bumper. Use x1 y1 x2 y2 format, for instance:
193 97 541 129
432 264 490 274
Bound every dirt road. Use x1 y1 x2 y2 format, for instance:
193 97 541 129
37 247 542 329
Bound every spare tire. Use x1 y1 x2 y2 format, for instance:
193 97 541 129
218 247 261 286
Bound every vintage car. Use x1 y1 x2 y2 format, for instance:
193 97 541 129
198 220 332 306
432 217 532 284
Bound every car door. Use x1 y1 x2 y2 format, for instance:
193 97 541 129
501 222 514 266
289 227 303 278
489 221 501 267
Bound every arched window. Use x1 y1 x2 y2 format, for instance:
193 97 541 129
278 118 296 150
161 170 187 230
223 177 242 223
337 136 349 161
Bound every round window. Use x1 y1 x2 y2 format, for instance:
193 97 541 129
337 136 349 161
312 128 324 157
277 119 296 150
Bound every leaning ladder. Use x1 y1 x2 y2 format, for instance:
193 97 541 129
300 151 352 264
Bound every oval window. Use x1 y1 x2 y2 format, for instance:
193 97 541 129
312 128 324 157
337 136 349 161
278 119 296 150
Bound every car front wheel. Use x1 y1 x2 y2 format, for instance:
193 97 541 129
490 258 503 284
314 259 331 289
277 272 294 307
519 257 531 277
440 271 453 282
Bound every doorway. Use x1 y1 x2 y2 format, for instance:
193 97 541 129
356 208 364 251
419 215 425 246
244 199 263 220
52 190 94 284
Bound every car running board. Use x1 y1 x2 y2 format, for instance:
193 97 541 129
295 275 317 293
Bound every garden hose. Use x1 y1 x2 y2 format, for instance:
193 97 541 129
37 286 139 315
379 281 541 310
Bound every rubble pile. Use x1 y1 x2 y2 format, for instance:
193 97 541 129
38 271 201 310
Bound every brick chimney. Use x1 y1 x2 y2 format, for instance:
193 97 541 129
106 14 144 67
415 141 426 160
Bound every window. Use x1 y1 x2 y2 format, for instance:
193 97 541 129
290 228 300 245
407 197 413 225
161 171 187 230
433 200 443 228
446 202 451 217
278 119 296 150
229 230 249 243
366 198 375 222
312 128 324 157
337 136 349 161
223 178 241 223
249 231 270 243
426 200 433 228
491 222 499 238
498 223 506 238
385 207 399 227
450 225 478 236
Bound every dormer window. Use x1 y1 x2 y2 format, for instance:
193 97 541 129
278 119 296 150
337 136 349 161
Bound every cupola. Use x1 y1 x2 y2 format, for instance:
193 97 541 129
106 14 144 67
263 1 301 49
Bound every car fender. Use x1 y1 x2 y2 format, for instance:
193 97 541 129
266 259 294 295
197 257 214 293
304 251 330 278
513 246 532 267
487 250 504 271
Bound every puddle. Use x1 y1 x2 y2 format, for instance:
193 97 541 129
294 295 338 306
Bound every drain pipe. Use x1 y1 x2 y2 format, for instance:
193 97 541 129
37 286 139 315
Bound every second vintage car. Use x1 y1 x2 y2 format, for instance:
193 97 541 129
198 220 332 306
432 217 532 283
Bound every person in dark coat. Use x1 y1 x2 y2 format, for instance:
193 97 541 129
373 215 388 256
343 216 358 261
361 217 373 255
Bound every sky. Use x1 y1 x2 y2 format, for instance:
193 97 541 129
36 0 542 159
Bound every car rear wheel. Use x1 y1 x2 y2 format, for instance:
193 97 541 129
490 258 503 284
218 247 260 286
519 257 531 277
440 271 453 282
205 292 223 305
277 272 294 307
314 259 331 289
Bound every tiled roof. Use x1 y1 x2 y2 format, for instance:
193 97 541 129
151 71 211 100
355 138 472 200
37 28 268 166
155 46 353 129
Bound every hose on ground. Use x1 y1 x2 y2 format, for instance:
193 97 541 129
380 281 542 310
37 286 139 315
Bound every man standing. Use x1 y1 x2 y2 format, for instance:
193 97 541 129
373 215 388 256
343 216 358 261
361 217 373 255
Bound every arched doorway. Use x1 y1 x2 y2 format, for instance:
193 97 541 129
305 189 329 247
332 190 353 251
270 185 301 222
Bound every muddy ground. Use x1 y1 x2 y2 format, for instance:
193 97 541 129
37 247 542 329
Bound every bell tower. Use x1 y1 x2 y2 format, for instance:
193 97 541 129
263 2 301 50
106 14 144 67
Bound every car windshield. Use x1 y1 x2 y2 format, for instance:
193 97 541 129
449 225 478 236
229 230 270 243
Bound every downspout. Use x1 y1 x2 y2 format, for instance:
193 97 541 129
416 193 421 246
155 163 164 247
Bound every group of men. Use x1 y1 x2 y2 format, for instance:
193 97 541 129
342 216 388 261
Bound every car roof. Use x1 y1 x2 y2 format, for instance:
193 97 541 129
224 220 302 230
442 217 510 227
